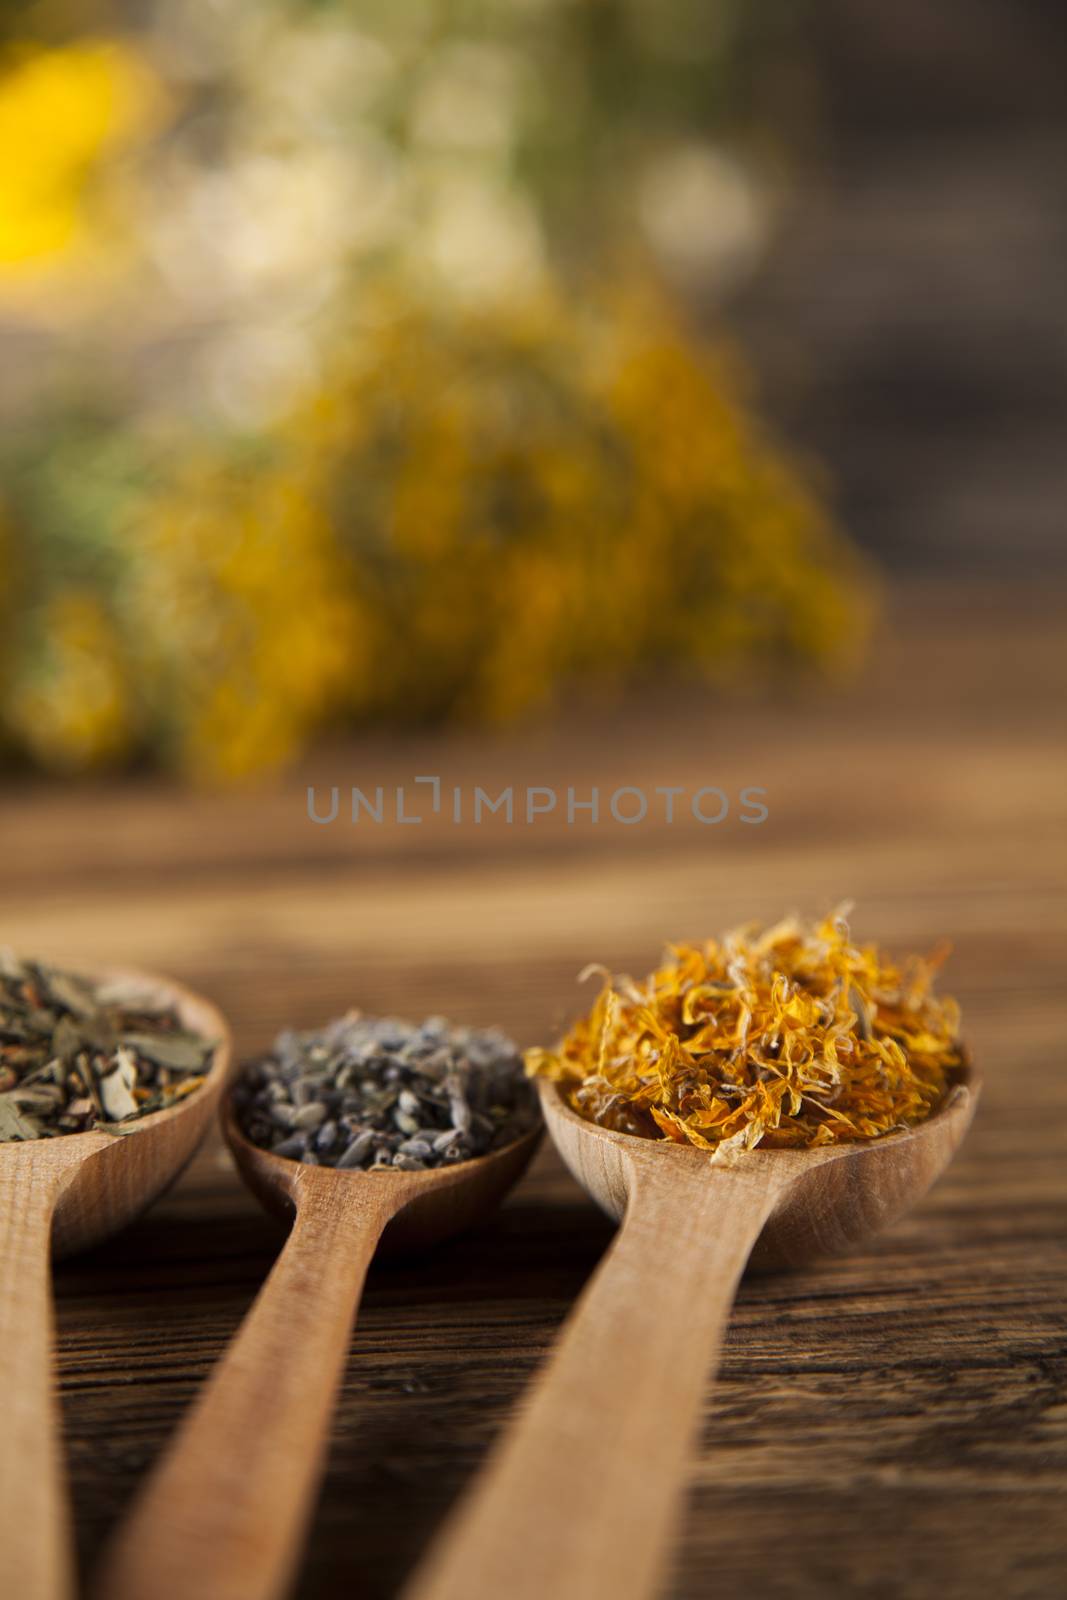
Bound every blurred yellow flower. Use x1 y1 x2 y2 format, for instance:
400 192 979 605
0 8 875 785
285 282 874 730
4 591 133 771
127 461 368 782
0 277 874 782
0 39 156 274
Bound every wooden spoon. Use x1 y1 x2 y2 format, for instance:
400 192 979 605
0 967 232 1600
407 1067 978 1600
96 1097 542 1600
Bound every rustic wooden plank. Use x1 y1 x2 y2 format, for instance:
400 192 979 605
0 585 1063 1598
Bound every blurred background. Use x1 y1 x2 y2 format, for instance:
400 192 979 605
4 9 1065 1595
4 0 1061 786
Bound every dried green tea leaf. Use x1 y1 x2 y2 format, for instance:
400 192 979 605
0 958 213 1141
119 1032 212 1073
0 1094 43 1141
43 970 97 1019
51 1015 82 1063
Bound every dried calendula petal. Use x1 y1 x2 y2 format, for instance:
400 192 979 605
526 909 967 1152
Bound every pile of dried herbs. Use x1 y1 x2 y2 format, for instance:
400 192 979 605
0 953 214 1141
526 910 967 1157
234 1013 539 1170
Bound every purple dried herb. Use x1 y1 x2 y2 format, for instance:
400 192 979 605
233 1012 538 1170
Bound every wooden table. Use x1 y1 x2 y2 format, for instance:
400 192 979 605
3 582 1064 1600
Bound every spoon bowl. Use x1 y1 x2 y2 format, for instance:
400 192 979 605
408 1063 978 1600
99 1090 541 1600
223 1095 542 1256
46 972 233 1256
541 1068 977 1270
0 965 232 1600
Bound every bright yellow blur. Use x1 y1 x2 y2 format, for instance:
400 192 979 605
0 40 154 271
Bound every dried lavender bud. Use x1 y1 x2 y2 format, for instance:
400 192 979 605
235 1011 538 1170
397 1138 433 1159
292 1102 328 1131
337 1131 376 1169
273 1134 308 1160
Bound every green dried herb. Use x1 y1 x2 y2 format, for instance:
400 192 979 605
0 951 214 1140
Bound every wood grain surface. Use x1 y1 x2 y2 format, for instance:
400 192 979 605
1 581 1064 1600
407 1079 975 1600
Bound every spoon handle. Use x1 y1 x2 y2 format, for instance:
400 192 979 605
0 1157 75 1600
406 1159 786 1600
96 1188 389 1600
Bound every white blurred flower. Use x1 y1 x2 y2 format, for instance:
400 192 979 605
144 0 259 83
202 318 318 427
412 43 520 156
418 173 546 303
146 137 401 311
638 144 769 289
256 22 394 136
2 0 779 420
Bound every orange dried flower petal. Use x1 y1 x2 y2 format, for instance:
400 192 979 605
526 909 966 1152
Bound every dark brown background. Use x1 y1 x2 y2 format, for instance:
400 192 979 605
728 0 1067 576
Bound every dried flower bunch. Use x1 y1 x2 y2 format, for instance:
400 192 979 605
0 953 213 1141
0 12 871 785
234 1013 539 1170
526 911 967 1156
0 287 872 783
